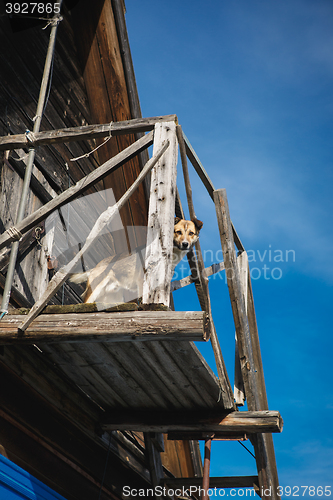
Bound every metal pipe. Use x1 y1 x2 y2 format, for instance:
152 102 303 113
1 5 63 315
202 438 212 500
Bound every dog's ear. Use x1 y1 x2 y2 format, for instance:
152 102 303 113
192 218 203 231
174 217 182 225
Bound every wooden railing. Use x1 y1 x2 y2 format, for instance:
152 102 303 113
0 114 280 498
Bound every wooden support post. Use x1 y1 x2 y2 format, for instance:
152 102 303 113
142 122 178 307
214 188 280 499
144 433 164 497
167 431 248 441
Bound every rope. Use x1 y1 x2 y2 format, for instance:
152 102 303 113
42 15 63 30
6 226 23 242
25 130 36 142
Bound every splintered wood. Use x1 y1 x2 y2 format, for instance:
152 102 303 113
143 122 178 307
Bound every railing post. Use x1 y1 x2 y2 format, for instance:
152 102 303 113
143 121 178 307
214 188 280 499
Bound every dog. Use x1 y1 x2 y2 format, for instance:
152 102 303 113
172 217 203 269
70 217 203 305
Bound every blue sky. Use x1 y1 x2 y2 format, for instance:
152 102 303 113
126 0 333 495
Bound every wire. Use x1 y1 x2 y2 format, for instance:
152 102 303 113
98 433 112 500
238 440 256 460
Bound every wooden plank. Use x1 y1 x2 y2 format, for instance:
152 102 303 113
8 302 139 315
162 476 259 489
123 341 221 409
214 189 280 499
143 122 178 307
0 311 210 345
234 252 247 406
144 433 164 498
0 115 177 152
214 189 261 411
101 410 283 433
171 261 225 292
161 437 198 480
0 131 154 251
4 158 54 205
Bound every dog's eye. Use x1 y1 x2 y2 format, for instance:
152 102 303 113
175 230 182 235
189 231 194 236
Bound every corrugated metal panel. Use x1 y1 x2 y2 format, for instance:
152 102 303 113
0 455 67 500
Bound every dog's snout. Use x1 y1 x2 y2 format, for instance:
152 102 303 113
181 241 189 249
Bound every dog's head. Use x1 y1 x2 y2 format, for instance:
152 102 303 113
173 217 203 251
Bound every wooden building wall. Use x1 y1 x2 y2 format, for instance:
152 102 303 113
0 0 201 497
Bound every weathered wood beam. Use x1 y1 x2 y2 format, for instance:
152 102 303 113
214 189 280 499
101 410 283 434
0 273 32 309
10 302 139 315
214 189 260 411
0 311 210 345
171 261 225 292
143 122 178 307
234 251 247 406
0 131 154 251
162 475 259 490
167 431 248 441
0 115 177 151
